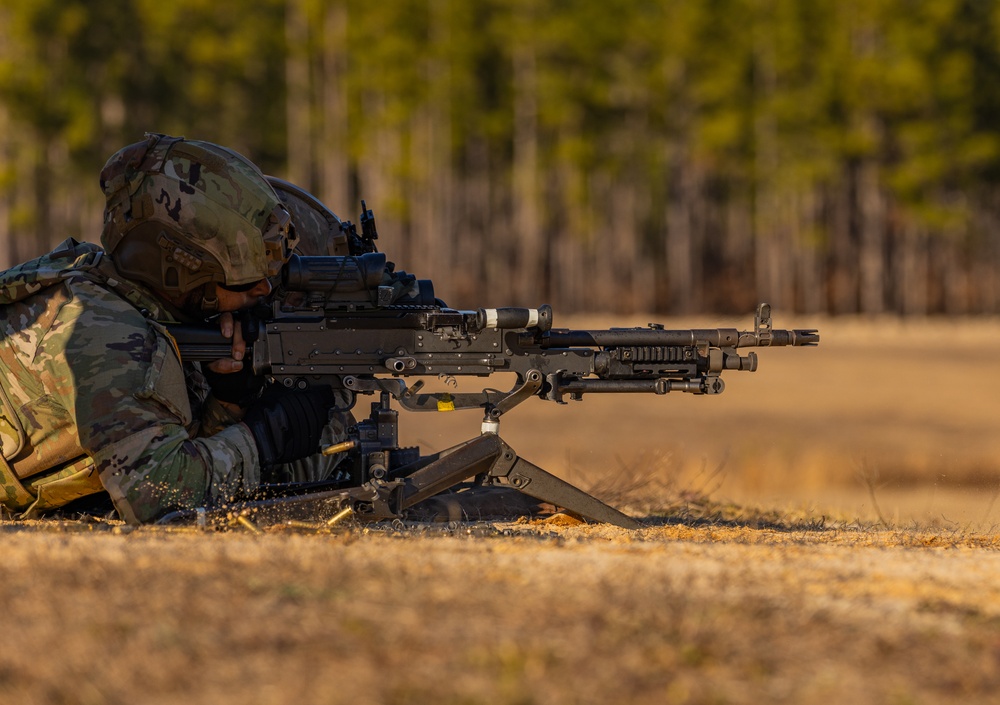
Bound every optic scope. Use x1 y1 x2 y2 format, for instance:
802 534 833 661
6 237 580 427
282 252 387 293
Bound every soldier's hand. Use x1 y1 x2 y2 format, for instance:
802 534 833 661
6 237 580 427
201 312 265 407
241 386 336 468
206 312 246 374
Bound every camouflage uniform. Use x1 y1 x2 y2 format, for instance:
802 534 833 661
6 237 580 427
0 134 297 523
0 240 259 523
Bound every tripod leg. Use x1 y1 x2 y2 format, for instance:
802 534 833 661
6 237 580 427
486 438 643 530
398 435 507 509
395 434 641 528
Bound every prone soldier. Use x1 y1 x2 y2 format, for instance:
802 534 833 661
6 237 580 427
0 133 337 523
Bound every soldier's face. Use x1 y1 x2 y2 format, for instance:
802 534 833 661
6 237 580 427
216 279 272 312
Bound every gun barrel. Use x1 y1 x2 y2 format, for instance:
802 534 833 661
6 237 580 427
538 329 742 348
740 329 820 347
476 305 553 332
536 327 818 349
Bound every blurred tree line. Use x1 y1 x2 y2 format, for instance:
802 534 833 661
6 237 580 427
1 0 1000 315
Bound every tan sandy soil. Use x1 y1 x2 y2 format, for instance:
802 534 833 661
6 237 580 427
2 521 999 705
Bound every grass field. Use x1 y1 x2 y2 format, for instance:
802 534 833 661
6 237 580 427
4 317 1000 705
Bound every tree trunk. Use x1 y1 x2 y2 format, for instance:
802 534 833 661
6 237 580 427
356 91 404 265
857 157 886 314
795 188 825 314
408 4 453 292
751 8 795 313
285 0 312 189
318 1 349 214
551 149 587 313
0 104 11 269
32 139 52 260
452 135 491 306
511 44 543 307
723 196 754 313
409 101 451 287
896 222 928 316
828 175 858 314
666 156 698 314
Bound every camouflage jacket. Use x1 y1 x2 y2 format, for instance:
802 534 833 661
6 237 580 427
0 239 259 523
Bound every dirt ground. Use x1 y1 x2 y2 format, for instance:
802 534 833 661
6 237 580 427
3 521 1000 705
5 316 1000 705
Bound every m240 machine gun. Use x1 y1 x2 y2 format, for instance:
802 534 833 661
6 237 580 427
164 216 818 529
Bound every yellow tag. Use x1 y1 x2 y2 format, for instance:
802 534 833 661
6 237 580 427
437 394 456 412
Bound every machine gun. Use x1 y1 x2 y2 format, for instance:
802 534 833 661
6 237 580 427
162 217 818 529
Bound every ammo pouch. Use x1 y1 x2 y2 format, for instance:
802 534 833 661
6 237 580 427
0 332 106 517
0 410 35 513
0 455 105 519
0 388 105 517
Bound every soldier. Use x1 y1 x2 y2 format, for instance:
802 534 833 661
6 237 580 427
0 133 333 523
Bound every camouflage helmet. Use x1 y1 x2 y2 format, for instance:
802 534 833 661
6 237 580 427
99 133 295 297
265 175 349 256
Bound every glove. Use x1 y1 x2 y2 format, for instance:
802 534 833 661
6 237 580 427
241 385 336 468
202 362 266 407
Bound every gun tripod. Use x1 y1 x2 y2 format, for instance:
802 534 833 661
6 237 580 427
158 391 642 530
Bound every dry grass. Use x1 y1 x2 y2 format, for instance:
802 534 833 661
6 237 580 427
3 518 1000 705
7 317 1000 705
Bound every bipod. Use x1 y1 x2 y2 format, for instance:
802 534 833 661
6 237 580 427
345 431 642 529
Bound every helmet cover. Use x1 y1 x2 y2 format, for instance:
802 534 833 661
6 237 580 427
100 133 296 295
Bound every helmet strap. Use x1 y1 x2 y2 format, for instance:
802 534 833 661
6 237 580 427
149 282 217 322
199 283 221 316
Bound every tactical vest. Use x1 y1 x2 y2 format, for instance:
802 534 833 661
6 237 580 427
0 238 168 517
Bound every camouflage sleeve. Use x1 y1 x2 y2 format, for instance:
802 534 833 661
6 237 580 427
182 361 246 437
50 280 260 523
197 393 245 435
